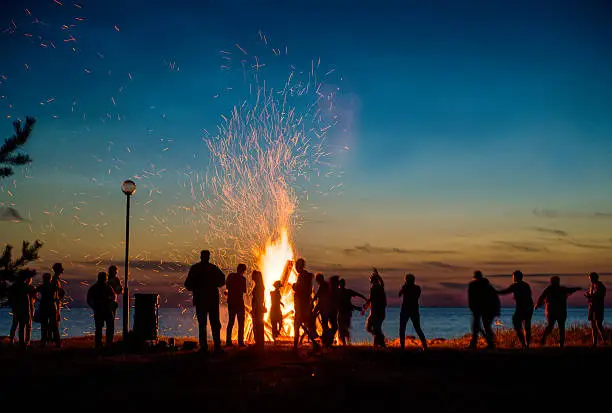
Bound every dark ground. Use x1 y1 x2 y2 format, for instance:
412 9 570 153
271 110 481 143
0 337 607 412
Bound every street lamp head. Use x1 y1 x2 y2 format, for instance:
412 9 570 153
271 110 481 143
121 179 136 196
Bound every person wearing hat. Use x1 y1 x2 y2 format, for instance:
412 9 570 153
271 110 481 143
7 269 37 349
270 280 284 339
468 270 500 349
496 270 534 348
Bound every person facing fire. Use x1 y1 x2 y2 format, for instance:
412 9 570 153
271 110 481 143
270 280 284 339
313 273 331 339
250 270 266 350
363 269 387 347
338 278 366 346
292 258 320 350
225 263 247 347
184 250 226 354
324 275 341 347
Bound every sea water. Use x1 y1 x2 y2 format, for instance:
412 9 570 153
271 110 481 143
0 307 597 343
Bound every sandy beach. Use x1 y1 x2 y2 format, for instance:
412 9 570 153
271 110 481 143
1 335 607 413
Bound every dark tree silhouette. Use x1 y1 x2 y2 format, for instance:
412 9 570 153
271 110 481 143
0 116 36 178
0 239 43 305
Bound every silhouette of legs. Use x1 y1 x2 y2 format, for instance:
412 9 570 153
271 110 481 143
9 314 18 344
541 317 555 346
209 305 222 352
271 315 282 338
49 316 61 347
399 312 408 349
469 314 483 348
524 313 533 347
541 316 566 347
17 314 32 349
236 309 245 346
327 312 338 347
367 312 385 347
482 315 495 348
591 319 605 346
195 306 209 351
512 313 527 347
338 313 351 346
40 313 50 348
94 311 113 349
226 309 236 346
411 313 428 349
105 312 114 346
558 318 566 348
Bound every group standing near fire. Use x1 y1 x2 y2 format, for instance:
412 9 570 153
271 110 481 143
2 250 608 351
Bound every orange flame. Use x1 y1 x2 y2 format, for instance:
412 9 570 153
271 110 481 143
257 227 297 339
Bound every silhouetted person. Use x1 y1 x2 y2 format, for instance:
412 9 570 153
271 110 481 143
270 280 284 338
184 250 226 354
585 272 606 347
36 272 62 348
468 270 500 349
225 263 247 347
7 270 36 349
399 273 427 350
251 270 266 350
87 272 116 349
107 265 123 320
535 276 580 348
363 269 387 347
496 270 534 348
292 258 319 350
51 262 66 345
337 278 366 346
313 273 330 341
325 275 340 347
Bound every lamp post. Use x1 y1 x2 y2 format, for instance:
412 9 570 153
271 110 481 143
121 179 136 340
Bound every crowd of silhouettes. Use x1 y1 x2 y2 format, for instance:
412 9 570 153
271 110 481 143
3 251 608 352
5 263 65 349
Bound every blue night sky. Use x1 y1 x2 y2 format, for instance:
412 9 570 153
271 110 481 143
1 0 611 306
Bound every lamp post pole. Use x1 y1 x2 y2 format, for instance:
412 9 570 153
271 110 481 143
121 179 136 341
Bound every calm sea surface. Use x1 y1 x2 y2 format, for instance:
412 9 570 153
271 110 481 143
0 307 599 342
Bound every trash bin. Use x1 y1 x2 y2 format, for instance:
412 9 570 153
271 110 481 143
133 293 159 341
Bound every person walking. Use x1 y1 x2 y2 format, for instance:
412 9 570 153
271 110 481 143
468 270 500 349
496 270 534 348
398 273 428 350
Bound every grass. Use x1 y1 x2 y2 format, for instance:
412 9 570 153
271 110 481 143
1 325 610 412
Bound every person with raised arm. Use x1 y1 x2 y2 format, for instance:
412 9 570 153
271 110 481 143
535 276 580 348
496 270 533 348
